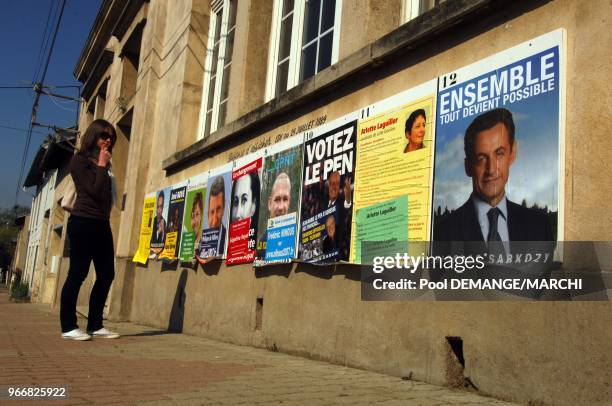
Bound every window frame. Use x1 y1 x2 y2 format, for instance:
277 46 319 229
265 0 343 102
197 0 237 140
402 0 445 23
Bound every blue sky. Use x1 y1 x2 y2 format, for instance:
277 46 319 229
0 0 101 209
433 47 561 213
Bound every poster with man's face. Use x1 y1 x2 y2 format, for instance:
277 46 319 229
432 30 564 248
196 163 232 264
255 134 304 266
149 186 170 259
159 183 187 262
299 116 358 264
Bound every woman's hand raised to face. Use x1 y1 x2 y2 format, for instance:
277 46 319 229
97 145 112 167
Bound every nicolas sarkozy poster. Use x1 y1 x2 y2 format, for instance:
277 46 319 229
432 29 565 253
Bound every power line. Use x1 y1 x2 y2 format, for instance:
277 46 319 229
0 124 47 135
44 85 82 89
33 0 58 84
0 84 80 89
47 94 78 112
35 0 66 89
15 0 67 205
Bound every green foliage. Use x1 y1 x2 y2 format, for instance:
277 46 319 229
10 281 29 299
0 206 28 225
0 206 29 268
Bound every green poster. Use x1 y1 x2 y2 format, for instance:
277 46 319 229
355 196 409 264
179 185 206 261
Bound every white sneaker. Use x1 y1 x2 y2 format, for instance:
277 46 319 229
88 327 120 339
61 328 92 341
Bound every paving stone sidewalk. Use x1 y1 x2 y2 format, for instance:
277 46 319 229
0 287 517 405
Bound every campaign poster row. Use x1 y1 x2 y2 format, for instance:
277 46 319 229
132 29 564 267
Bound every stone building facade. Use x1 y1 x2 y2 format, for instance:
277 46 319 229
67 0 611 404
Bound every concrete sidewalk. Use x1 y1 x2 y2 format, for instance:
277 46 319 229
0 287 516 405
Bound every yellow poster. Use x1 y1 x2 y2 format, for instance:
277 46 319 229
350 90 436 263
133 193 156 264
159 232 178 260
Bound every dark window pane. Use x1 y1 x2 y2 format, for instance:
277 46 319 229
320 0 335 33
206 78 216 111
224 30 235 62
278 14 293 61
302 0 321 45
220 64 231 101
217 102 227 128
317 31 333 71
214 10 223 41
282 0 294 16
228 0 238 28
275 60 289 97
210 43 219 75
420 0 444 13
300 43 317 80
204 110 212 137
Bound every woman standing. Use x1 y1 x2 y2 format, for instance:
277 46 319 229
60 119 120 340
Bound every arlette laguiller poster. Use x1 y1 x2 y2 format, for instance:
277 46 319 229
255 134 304 267
133 192 156 264
226 154 263 265
299 114 358 264
149 186 170 260
350 80 437 264
178 173 207 262
432 29 564 250
196 163 232 265
159 182 187 262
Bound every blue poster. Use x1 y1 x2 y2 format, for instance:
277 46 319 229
433 30 563 245
264 213 297 262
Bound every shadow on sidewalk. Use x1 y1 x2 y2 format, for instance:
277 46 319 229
121 330 183 337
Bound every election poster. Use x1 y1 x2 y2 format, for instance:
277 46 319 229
350 81 437 263
196 163 232 264
299 115 358 264
226 154 263 265
159 183 187 261
432 29 564 246
178 174 207 262
133 192 156 264
149 186 171 260
255 134 304 266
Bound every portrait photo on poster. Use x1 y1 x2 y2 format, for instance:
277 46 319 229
227 155 263 265
300 118 358 264
432 30 563 259
255 134 304 266
159 183 187 263
149 186 171 260
179 174 208 262
196 164 232 265
351 80 437 264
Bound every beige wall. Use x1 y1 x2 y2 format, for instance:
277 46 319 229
80 0 612 404
339 0 402 59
